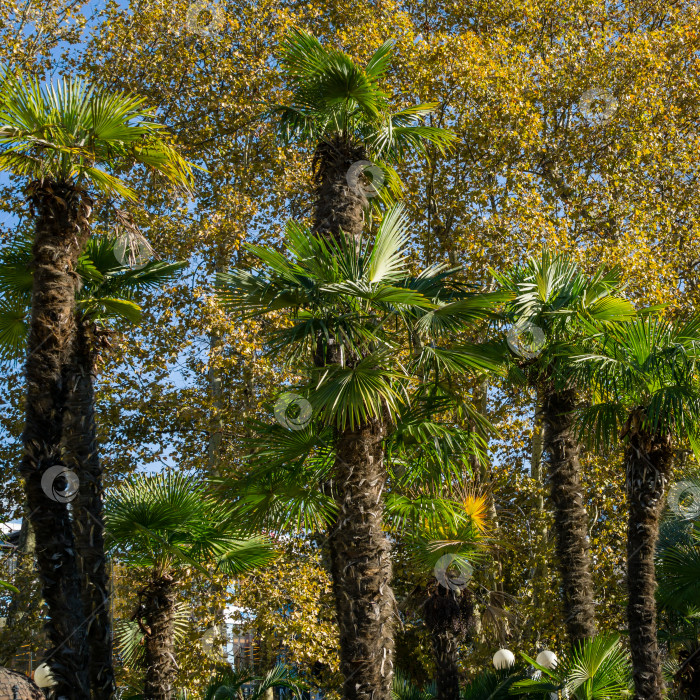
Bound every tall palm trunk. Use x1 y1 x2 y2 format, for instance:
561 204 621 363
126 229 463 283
423 588 475 700
312 136 368 248
328 419 394 700
541 386 596 645
20 182 91 698
313 136 395 700
140 573 178 700
624 425 673 700
64 317 114 698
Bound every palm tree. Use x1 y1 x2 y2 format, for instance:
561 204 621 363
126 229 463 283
511 634 632 699
392 671 435 700
493 250 634 645
218 204 502 700
573 316 700 700
0 233 185 696
202 664 300 700
269 29 455 248
264 35 455 699
105 472 275 700
655 474 700 698
0 72 193 697
403 493 488 700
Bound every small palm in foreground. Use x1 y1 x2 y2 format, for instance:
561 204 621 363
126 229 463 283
270 29 455 246
573 317 700 700
106 473 275 700
511 634 632 699
0 71 193 698
203 664 300 700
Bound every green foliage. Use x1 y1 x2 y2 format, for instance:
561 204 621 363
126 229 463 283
105 472 275 575
392 670 435 700
268 28 455 200
0 233 185 359
202 664 301 700
0 72 194 197
572 317 700 449
511 635 632 699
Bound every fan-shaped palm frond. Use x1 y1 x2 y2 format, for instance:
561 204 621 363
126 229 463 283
572 317 700 451
105 472 275 575
268 30 455 163
511 634 632 699
0 233 184 359
0 72 195 197
392 671 435 700
462 668 524 700
203 664 300 700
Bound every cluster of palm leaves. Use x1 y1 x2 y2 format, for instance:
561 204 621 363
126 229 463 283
391 635 633 700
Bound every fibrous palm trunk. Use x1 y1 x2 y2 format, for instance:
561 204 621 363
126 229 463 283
64 317 114 698
328 420 394 700
141 573 178 700
20 182 91 698
312 136 395 700
312 136 368 248
541 386 596 645
424 588 476 700
624 426 673 700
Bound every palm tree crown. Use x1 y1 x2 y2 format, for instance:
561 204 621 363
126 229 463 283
494 249 635 378
271 29 455 165
574 316 700 448
105 472 275 575
0 72 194 198
218 204 502 430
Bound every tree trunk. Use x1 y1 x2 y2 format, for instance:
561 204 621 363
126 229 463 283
141 573 178 700
328 419 394 700
625 427 673 700
64 317 114 699
313 137 394 700
20 182 91 698
312 136 368 247
423 588 476 700
541 386 596 645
